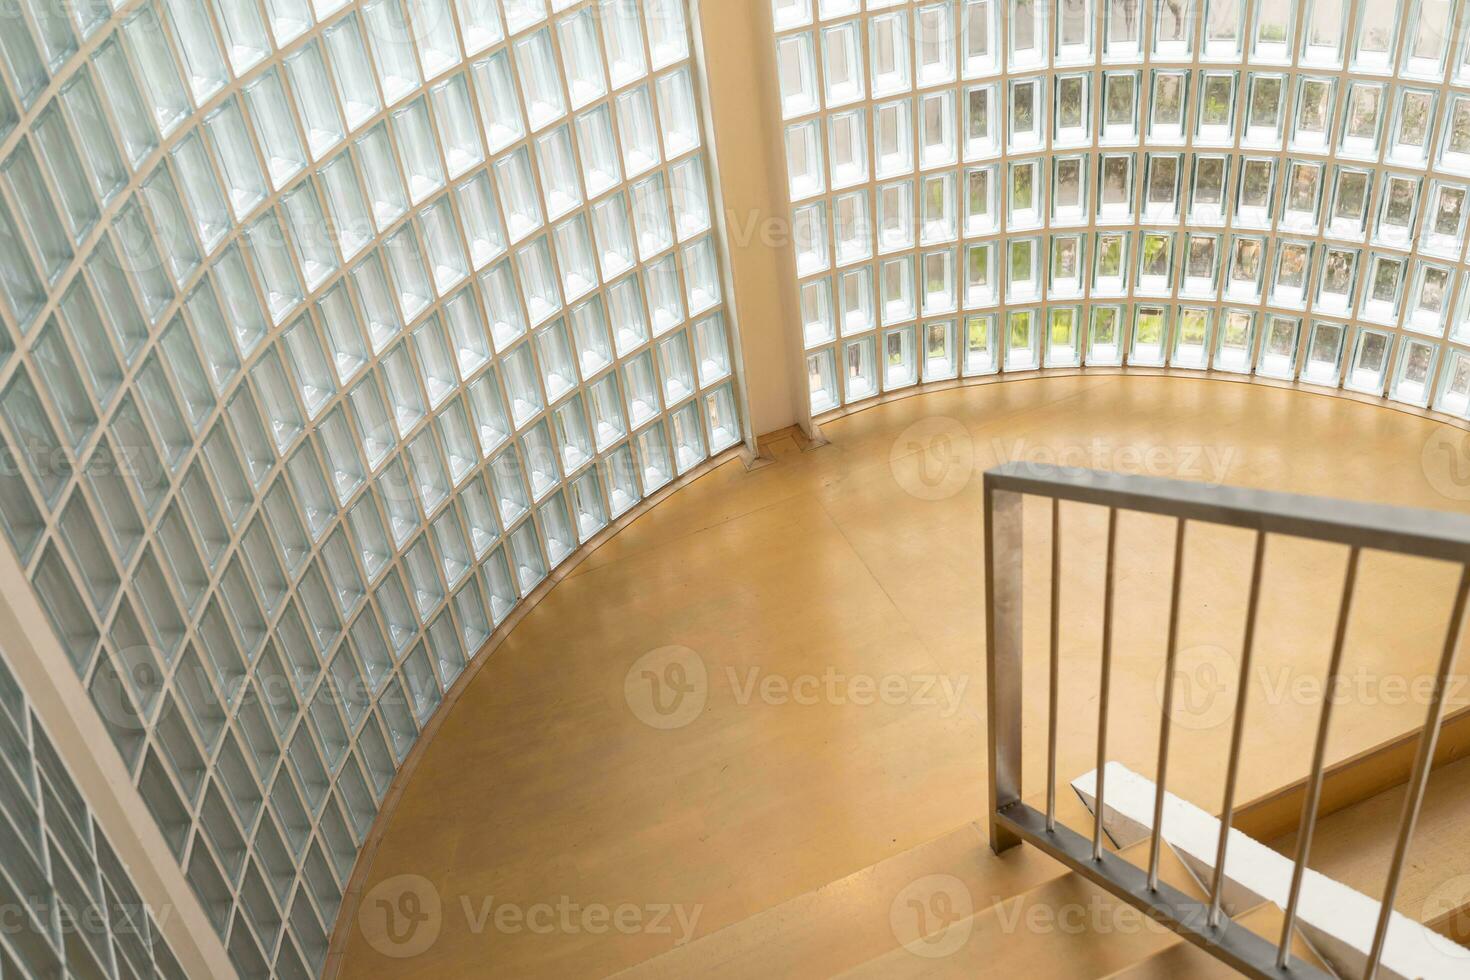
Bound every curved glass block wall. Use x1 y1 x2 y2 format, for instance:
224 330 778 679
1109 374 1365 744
0 649 188 980
774 0 1470 418
0 0 741 975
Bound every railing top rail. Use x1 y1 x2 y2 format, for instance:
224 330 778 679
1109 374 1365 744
984 462 1470 564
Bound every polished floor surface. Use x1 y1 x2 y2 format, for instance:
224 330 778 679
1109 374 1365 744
337 375 1470 978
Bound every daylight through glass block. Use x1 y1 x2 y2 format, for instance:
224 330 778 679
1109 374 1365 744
774 0 1470 418
0 0 740 974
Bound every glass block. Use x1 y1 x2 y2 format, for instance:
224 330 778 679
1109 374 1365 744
1 368 67 506
870 13 905 96
1346 329 1388 393
356 124 409 230
656 68 700 158
535 126 584 222
453 475 497 557
244 69 310 191
264 0 313 44
507 519 547 591
472 50 525 153
630 419 671 494
1004 308 1039 371
575 104 622 197
136 356 192 467
237 520 287 619
206 0 268 71
647 0 688 70
578 373 621 452
286 44 346 160
457 173 508 271
519 419 559 499
430 508 472 586
536 491 573 565
478 262 527 356
406 429 451 512
363 0 422 102
58 492 118 611
616 84 662 177
561 298 612 381
382 226 434 320
163 0 228 102
318 407 366 503
667 401 705 475
380 344 427 435
515 28 566 130
494 147 544 244
3 142 71 284
28 321 94 453
430 75 482 179
124 8 190 135
287 443 337 538
517 237 563 325
397 644 438 724
351 252 405 351
31 108 96 244
556 8 606 109
605 273 650 356
323 15 382 130
786 119 825 200
316 156 372 261
392 98 446 203
643 254 685 334
599 0 646 84
207 98 269 219
468 371 511 455
139 752 189 857
409 0 461 77
318 284 370 384
553 216 599 302
489 449 531 526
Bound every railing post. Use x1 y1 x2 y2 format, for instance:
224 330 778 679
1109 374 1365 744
986 481 1024 852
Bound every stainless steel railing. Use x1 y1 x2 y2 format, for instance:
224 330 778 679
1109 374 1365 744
984 462 1470 980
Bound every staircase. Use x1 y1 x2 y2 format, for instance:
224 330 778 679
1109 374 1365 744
606 758 1470 980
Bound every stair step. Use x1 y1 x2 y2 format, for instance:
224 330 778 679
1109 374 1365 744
608 820 1070 979
1271 752 1470 946
1233 901 1334 973
1098 938 1252 980
835 861 1184 979
1075 761 1470 979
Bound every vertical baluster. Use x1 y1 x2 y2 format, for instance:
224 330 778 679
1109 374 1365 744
1364 565 1470 979
986 483 1025 853
1047 497 1061 832
1208 531 1268 928
1278 547 1360 968
1148 518 1188 891
1093 507 1119 862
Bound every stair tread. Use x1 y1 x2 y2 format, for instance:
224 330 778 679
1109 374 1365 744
1270 752 1470 928
609 820 1070 979
1098 938 1247 980
835 870 1184 979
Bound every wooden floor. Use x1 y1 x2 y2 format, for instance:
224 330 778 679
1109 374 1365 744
335 375 1470 979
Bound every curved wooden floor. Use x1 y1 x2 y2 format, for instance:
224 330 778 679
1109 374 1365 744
334 375 1470 978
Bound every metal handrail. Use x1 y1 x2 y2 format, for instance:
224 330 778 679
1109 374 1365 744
984 462 1470 980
